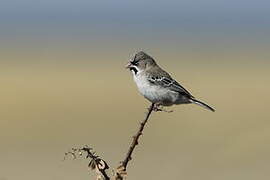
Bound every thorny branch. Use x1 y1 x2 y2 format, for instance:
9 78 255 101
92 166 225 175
65 103 161 179
122 103 154 169
113 103 156 179
64 146 110 180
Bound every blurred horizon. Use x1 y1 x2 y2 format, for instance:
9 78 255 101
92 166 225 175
1 0 270 180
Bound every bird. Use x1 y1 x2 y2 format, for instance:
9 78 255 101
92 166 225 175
125 51 215 112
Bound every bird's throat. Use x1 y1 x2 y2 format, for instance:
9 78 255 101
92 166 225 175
130 67 138 75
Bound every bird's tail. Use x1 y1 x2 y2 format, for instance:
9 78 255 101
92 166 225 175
190 98 215 112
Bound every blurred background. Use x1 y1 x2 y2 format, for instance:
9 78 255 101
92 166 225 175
1 0 270 179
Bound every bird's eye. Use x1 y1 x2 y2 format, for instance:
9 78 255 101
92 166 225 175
131 61 139 66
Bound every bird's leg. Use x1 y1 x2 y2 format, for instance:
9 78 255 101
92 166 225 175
161 108 173 113
153 103 162 112
153 103 173 113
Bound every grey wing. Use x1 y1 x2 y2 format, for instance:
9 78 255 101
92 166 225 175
148 75 194 98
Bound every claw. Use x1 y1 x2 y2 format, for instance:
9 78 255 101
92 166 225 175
152 103 173 113
153 103 162 112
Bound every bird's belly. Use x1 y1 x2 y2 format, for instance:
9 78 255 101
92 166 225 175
134 76 178 106
143 87 177 106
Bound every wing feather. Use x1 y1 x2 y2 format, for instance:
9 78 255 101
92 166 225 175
148 75 193 98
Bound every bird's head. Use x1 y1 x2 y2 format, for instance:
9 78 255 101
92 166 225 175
126 51 156 75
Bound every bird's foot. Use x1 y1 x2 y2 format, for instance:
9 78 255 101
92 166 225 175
162 108 173 113
152 103 173 113
152 103 163 112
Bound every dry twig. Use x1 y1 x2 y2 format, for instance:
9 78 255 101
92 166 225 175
66 103 158 179
115 103 155 178
64 146 110 180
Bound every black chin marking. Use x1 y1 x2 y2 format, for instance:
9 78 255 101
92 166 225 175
129 67 138 75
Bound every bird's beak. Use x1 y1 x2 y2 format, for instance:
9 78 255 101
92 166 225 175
125 61 133 69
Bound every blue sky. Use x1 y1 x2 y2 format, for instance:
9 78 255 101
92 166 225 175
1 0 269 25
1 0 269 66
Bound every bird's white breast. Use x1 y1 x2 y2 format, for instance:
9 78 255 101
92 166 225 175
133 73 178 105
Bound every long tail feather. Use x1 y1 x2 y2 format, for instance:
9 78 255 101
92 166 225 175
190 98 215 112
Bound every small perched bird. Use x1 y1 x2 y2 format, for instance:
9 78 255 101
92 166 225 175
126 51 215 112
